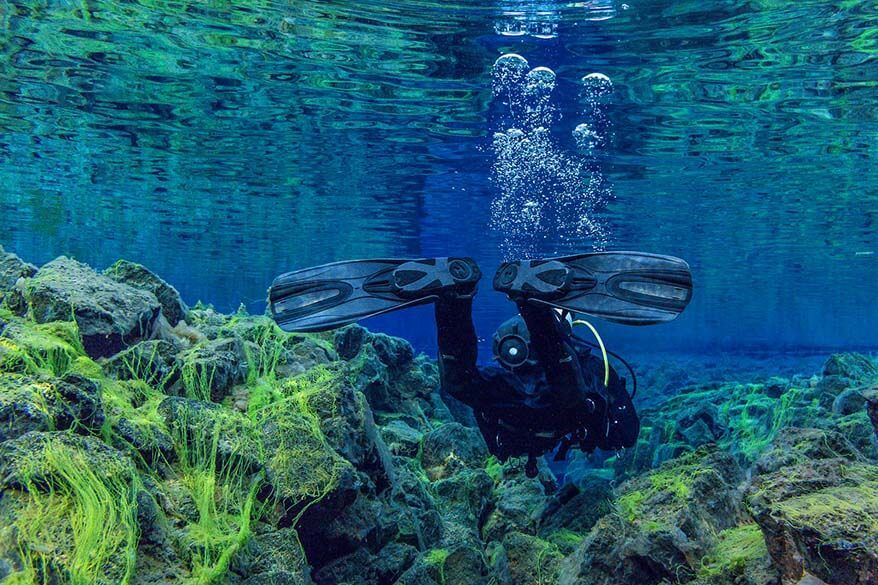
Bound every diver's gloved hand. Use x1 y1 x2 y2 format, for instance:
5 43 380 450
269 257 481 332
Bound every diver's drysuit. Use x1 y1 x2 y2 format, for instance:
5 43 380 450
435 295 639 477
268 252 692 478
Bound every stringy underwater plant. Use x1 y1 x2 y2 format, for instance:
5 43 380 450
0 310 348 584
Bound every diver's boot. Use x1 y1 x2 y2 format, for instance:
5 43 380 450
492 251 693 326
269 257 481 332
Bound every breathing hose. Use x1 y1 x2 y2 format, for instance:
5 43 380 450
572 319 610 388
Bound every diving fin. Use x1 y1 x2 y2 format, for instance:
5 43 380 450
492 251 692 326
269 257 481 332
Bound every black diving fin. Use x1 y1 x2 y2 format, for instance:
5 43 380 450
269 257 481 332
492 251 692 326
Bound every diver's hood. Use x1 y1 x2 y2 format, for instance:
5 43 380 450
492 315 538 372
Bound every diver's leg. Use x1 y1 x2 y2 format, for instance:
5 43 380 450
515 301 585 395
435 296 482 403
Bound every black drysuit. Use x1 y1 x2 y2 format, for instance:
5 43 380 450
435 297 639 464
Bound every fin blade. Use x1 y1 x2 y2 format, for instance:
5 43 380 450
497 251 693 326
269 257 479 332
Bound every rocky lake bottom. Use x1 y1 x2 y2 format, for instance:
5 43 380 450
0 245 876 585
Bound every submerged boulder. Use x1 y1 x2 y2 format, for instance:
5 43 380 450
178 337 247 402
421 422 488 481
559 447 744 585
103 339 180 390
22 257 161 358
748 430 878 585
0 373 103 442
0 246 37 296
104 260 188 326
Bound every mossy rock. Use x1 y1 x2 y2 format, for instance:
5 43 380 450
21 257 161 358
158 395 260 471
0 247 37 306
696 524 778 585
421 422 488 481
752 427 864 475
0 373 103 442
0 316 93 378
0 431 141 584
103 339 180 390
178 337 247 402
496 531 564 585
821 353 878 381
560 447 744 585
748 457 878 584
104 260 188 326
539 480 615 539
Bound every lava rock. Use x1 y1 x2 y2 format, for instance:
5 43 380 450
822 353 878 381
104 260 188 326
177 337 247 402
558 447 744 585
157 395 259 471
748 456 878 584
752 427 864 475
103 339 180 390
379 419 424 457
0 430 134 490
0 246 37 295
23 257 161 358
0 373 103 442
421 422 488 480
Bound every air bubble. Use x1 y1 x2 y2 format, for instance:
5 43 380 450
524 67 557 96
492 54 530 96
581 73 613 100
573 123 602 151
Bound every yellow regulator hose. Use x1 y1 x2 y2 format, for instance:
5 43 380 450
572 319 609 388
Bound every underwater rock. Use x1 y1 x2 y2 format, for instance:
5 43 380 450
833 386 868 415
157 395 260 470
433 468 493 531
233 523 313 584
752 427 865 475
494 531 564 585
103 339 180 390
0 431 143 585
558 447 744 585
0 373 103 442
380 419 424 457
340 325 441 420
334 324 369 360
539 479 615 538
104 260 189 326
0 430 133 489
748 454 878 584
23 256 162 358
482 461 553 542
0 246 37 296
421 422 489 480
821 353 878 381
693 523 779 585
177 337 247 401
861 384 878 439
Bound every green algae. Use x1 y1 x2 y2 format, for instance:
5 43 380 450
698 524 768 579
424 548 450 584
0 318 87 378
3 435 140 585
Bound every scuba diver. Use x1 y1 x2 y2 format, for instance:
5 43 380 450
268 252 692 478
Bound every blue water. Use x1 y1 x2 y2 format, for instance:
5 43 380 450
2 0 877 360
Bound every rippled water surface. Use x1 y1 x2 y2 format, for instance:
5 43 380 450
1 0 877 354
